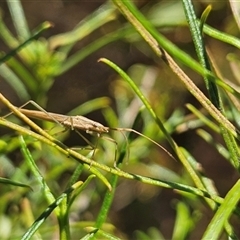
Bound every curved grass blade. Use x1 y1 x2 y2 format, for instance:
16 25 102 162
58 26 131 75
7 0 30 40
202 22 240 49
229 0 240 30
95 174 118 229
202 180 240 240
21 181 83 240
49 2 117 50
67 97 111 116
0 63 30 101
0 21 53 64
85 227 121 240
19 135 57 204
182 0 219 106
0 177 31 190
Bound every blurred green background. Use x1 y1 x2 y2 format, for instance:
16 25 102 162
0 0 240 239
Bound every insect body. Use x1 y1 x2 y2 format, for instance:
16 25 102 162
19 108 109 134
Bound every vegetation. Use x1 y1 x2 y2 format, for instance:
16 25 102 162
0 0 240 239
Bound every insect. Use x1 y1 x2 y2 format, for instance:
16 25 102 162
2 98 176 162
19 108 109 135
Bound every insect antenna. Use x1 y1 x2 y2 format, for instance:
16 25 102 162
109 127 176 161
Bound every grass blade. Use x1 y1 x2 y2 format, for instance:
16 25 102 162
202 180 240 239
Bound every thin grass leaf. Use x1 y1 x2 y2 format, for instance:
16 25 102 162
145 2 240 51
67 176 94 209
21 188 72 240
7 0 30 40
197 129 230 160
134 227 165 240
0 177 31 189
0 13 19 48
86 227 121 240
0 63 30 101
229 0 240 30
202 22 240 49
95 174 118 229
19 135 57 206
58 180 85 240
58 26 131 75
6 57 38 95
182 0 220 106
0 21 52 65
67 97 111 116
186 104 220 133
202 180 240 240
199 5 211 32
98 58 175 149
172 201 194 240
49 2 117 50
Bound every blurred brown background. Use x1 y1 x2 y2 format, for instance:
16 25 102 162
0 0 240 239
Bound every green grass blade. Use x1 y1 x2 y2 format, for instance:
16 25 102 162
229 0 240 30
58 27 131 75
98 58 175 149
203 22 240 49
7 0 30 40
0 21 52 65
67 97 111 116
0 13 19 48
86 228 121 240
67 176 95 209
95 174 118 229
202 180 240 240
186 104 220 133
0 63 30 101
19 135 57 206
172 201 194 240
6 57 38 95
197 129 230 160
21 191 68 240
0 177 31 189
182 0 219 106
49 2 117 50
